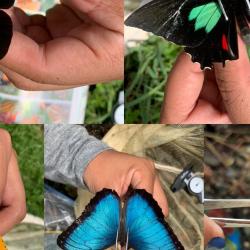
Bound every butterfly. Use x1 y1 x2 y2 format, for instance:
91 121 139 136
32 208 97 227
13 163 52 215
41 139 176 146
0 0 15 59
0 237 7 250
125 0 250 69
57 188 184 250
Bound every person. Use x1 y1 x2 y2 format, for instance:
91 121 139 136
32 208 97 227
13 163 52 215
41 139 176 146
44 124 168 216
0 129 26 236
0 0 123 90
161 37 250 124
45 124 225 248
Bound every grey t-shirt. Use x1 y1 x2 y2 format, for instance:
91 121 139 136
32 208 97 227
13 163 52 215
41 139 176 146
44 124 111 188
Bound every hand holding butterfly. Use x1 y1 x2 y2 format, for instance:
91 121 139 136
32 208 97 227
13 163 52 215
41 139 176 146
0 0 123 90
83 150 168 216
0 129 26 235
161 38 250 124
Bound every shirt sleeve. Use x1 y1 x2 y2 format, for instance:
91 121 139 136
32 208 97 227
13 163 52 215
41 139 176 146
44 124 111 188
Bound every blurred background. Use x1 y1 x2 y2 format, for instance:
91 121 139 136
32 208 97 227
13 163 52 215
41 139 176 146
205 125 250 250
0 0 123 124
0 125 44 250
125 0 250 124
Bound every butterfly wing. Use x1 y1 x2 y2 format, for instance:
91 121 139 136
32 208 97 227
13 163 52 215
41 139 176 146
125 0 224 47
57 189 120 250
125 190 184 250
126 0 240 68
185 6 238 69
0 11 12 59
0 0 15 9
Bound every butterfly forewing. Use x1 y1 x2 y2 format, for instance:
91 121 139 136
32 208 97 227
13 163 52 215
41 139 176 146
125 190 184 250
57 190 120 250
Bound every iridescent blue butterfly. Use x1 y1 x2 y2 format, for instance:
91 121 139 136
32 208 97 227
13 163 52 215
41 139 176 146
0 0 14 59
57 189 184 250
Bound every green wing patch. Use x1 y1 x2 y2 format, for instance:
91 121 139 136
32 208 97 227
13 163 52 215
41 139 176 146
189 2 222 33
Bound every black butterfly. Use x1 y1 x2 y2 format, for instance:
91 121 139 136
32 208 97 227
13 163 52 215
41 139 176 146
125 0 250 69
0 0 15 59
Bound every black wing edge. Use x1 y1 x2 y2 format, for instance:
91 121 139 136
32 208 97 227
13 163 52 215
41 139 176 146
0 0 15 9
57 189 120 250
127 189 185 250
0 11 13 59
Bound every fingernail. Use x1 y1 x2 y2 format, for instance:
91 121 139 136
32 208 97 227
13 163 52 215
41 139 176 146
206 237 226 250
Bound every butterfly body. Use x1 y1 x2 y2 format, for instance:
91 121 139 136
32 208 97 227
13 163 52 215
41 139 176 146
125 0 250 69
57 189 184 250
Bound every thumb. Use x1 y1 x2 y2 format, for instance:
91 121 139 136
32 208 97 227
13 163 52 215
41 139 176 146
214 37 250 123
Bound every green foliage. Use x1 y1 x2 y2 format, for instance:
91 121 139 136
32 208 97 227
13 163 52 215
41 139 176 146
85 81 123 124
125 36 181 123
0 125 44 218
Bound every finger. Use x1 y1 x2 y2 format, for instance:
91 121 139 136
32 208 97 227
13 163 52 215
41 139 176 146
129 162 155 195
214 37 250 123
186 99 231 124
153 176 169 217
62 0 124 33
160 52 205 124
0 26 123 85
200 71 224 110
0 65 82 90
204 215 225 247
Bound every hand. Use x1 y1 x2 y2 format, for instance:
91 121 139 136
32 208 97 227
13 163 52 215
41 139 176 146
161 37 250 124
83 150 168 216
0 0 123 90
204 215 225 249
0 130 26 236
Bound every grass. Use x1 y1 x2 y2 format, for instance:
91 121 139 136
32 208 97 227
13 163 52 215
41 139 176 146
85 80 123 124
125 36 181 124
0 125 44 218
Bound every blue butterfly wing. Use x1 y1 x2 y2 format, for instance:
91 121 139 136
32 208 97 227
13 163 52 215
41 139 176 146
125 190 184 250
57 189 120 250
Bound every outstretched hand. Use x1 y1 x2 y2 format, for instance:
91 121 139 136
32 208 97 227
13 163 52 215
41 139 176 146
0 0 123 90
161 37 250 124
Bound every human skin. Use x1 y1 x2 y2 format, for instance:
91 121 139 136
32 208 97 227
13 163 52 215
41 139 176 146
161 38 250 124
204 215 225 247
0 129 26 236
0 0 124 91
83 150 168 216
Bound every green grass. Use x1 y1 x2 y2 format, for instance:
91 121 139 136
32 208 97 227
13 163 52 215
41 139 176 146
0 125 44 218
125 36 181 124
85 80 123 124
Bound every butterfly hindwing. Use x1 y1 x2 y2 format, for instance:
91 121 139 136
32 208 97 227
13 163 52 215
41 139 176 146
0 10 12 59
57 189 120 250
125 189 184 250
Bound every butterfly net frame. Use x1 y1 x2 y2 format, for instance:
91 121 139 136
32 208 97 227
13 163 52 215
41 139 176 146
75 125 204 250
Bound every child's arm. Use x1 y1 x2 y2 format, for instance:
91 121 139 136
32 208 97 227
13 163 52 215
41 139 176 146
0 129 12 203
0 131 26 236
